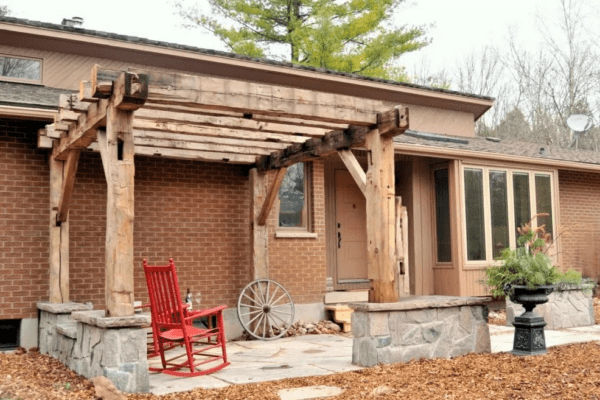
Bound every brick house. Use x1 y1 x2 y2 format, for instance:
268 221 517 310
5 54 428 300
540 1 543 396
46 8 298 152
1 15 599 349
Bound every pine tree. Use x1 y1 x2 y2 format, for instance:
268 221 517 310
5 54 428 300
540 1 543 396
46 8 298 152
175 0 429 80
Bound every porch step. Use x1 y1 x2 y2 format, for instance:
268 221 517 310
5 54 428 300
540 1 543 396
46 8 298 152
56 322 77 339
325 305 354 333
324 290 368 304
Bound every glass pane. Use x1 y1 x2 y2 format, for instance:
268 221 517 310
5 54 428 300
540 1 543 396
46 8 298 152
278 163 305 227
489 171 509 258
513 172 531 243
535 174 553 239
464 168 486 261
434 169 451 263
0 56 41 80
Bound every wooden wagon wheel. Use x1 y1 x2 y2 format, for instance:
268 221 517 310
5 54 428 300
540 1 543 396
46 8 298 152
237 279 295 340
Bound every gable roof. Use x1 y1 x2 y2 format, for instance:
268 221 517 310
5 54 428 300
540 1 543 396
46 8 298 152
0 15 493 120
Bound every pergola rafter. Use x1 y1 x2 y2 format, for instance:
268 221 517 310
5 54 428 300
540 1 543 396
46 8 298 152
44 65 410 318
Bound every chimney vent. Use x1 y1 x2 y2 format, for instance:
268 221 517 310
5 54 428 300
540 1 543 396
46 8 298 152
61 16 84 27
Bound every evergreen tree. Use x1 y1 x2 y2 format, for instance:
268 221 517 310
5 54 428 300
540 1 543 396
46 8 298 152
175 0 429 80
0 5 10 16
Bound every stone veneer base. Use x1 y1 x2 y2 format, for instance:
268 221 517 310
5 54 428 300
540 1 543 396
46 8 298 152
350 296 492 367
37 304 151 393
506 283 596 330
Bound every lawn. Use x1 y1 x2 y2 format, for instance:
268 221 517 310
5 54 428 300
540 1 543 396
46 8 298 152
2 341 600 400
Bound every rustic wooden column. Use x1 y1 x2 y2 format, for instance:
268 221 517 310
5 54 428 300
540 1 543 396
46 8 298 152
365 128 399 303
97 72 148 317
49 155 69 303
99 103 135 317
250 168 269 280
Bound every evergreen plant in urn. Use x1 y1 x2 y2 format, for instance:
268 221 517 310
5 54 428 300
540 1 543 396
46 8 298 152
485 215 581 355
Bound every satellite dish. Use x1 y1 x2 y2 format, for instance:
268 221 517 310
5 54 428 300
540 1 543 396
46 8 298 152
566 114 593 132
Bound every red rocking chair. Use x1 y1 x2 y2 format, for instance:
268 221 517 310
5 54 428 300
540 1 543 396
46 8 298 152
142 258 230 376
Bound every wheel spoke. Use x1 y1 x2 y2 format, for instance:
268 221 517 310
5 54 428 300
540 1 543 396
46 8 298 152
247 286 264 306
252 313 265 336
270 293 289 306
262 309 268 337
239 303 263 310
257 281 268 306
247 310 264 327
239 310 261 317
270 312 290 327
267 285 280 306
271 309 293 316
270 303 291 309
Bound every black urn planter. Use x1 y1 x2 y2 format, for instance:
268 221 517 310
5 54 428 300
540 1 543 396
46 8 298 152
507 284 555 356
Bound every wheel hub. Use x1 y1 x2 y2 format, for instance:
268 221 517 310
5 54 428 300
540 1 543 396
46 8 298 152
263 305 271 313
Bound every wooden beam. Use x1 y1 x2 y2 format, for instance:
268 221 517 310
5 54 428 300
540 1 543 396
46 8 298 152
134 108 329 137
337 149 366 196
257 168 287 226
53 72 148 161
133 145 256 163
79 81 97 103
52 99 108 161
133 137 274 155
56 150 81 223
377 106 409 137
49 155 69 303
366 128 399 303
250 169 269 279
93 66 388 125
256 106 408 172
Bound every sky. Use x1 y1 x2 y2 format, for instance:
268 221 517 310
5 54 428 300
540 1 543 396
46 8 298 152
2 0 595 83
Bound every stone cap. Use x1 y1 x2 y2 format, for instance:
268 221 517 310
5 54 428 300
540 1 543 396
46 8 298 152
349 295 491 312
37 301 93 314
71 310 150 328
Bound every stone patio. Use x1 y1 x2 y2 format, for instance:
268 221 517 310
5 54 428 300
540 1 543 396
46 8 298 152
147 324 600 395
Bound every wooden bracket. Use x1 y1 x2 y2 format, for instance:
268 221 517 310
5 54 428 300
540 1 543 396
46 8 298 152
56 149 81 224
257 168 287 226
337 149 366 196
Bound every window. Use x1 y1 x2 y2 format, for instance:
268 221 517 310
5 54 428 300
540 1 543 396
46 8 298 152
462 165 556 264
0 55 42 83
278 162 309 229
434 168 452 263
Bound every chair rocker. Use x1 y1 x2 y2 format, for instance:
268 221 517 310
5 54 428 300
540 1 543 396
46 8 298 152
143 258 230 377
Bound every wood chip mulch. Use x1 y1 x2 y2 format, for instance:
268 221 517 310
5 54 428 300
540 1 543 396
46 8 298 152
4 341 600 400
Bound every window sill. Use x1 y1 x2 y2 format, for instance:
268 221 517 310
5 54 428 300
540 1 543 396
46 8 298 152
275 230 318 239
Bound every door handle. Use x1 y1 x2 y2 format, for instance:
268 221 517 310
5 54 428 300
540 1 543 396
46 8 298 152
337 231 341 248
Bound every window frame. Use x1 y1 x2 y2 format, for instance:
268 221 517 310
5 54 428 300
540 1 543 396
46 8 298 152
460 163 558 269
432 164 453 267
276 161 312 234
0 53 43 84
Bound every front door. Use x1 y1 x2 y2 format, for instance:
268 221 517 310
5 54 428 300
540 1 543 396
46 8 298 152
334 169 368 287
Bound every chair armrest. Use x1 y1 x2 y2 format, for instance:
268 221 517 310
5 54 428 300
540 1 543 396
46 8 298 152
135 303 151 310
184 305 227 321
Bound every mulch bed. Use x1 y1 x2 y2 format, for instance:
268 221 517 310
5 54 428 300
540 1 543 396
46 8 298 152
3 341 600 400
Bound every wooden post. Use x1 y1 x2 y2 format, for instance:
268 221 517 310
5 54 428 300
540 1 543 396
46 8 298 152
395 197 410 297
49 155 69 303
250 169 269 280
365 129 398 303
99 103 136 317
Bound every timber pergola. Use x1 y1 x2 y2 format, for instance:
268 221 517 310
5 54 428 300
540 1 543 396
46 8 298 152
41 65 409 317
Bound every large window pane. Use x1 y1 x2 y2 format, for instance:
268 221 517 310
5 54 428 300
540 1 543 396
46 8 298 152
513 172 531 243
279 163 306 227
464 169 486 261
434 169 451 263
489 171 509 258
535 174 553 238
0 56 41 81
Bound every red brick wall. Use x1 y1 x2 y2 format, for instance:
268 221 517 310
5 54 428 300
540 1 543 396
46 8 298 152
0 119 50 320
0 120 328 320
558 169 600 280
267 161 327 304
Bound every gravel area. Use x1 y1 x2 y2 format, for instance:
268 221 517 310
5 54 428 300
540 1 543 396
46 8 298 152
3 341 600 399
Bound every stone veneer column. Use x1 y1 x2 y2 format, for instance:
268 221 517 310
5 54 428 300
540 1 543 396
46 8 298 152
350 296 492 367
37 302 93 356
69 310 150 393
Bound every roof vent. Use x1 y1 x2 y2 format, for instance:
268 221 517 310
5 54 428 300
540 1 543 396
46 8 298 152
61 17 84 27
